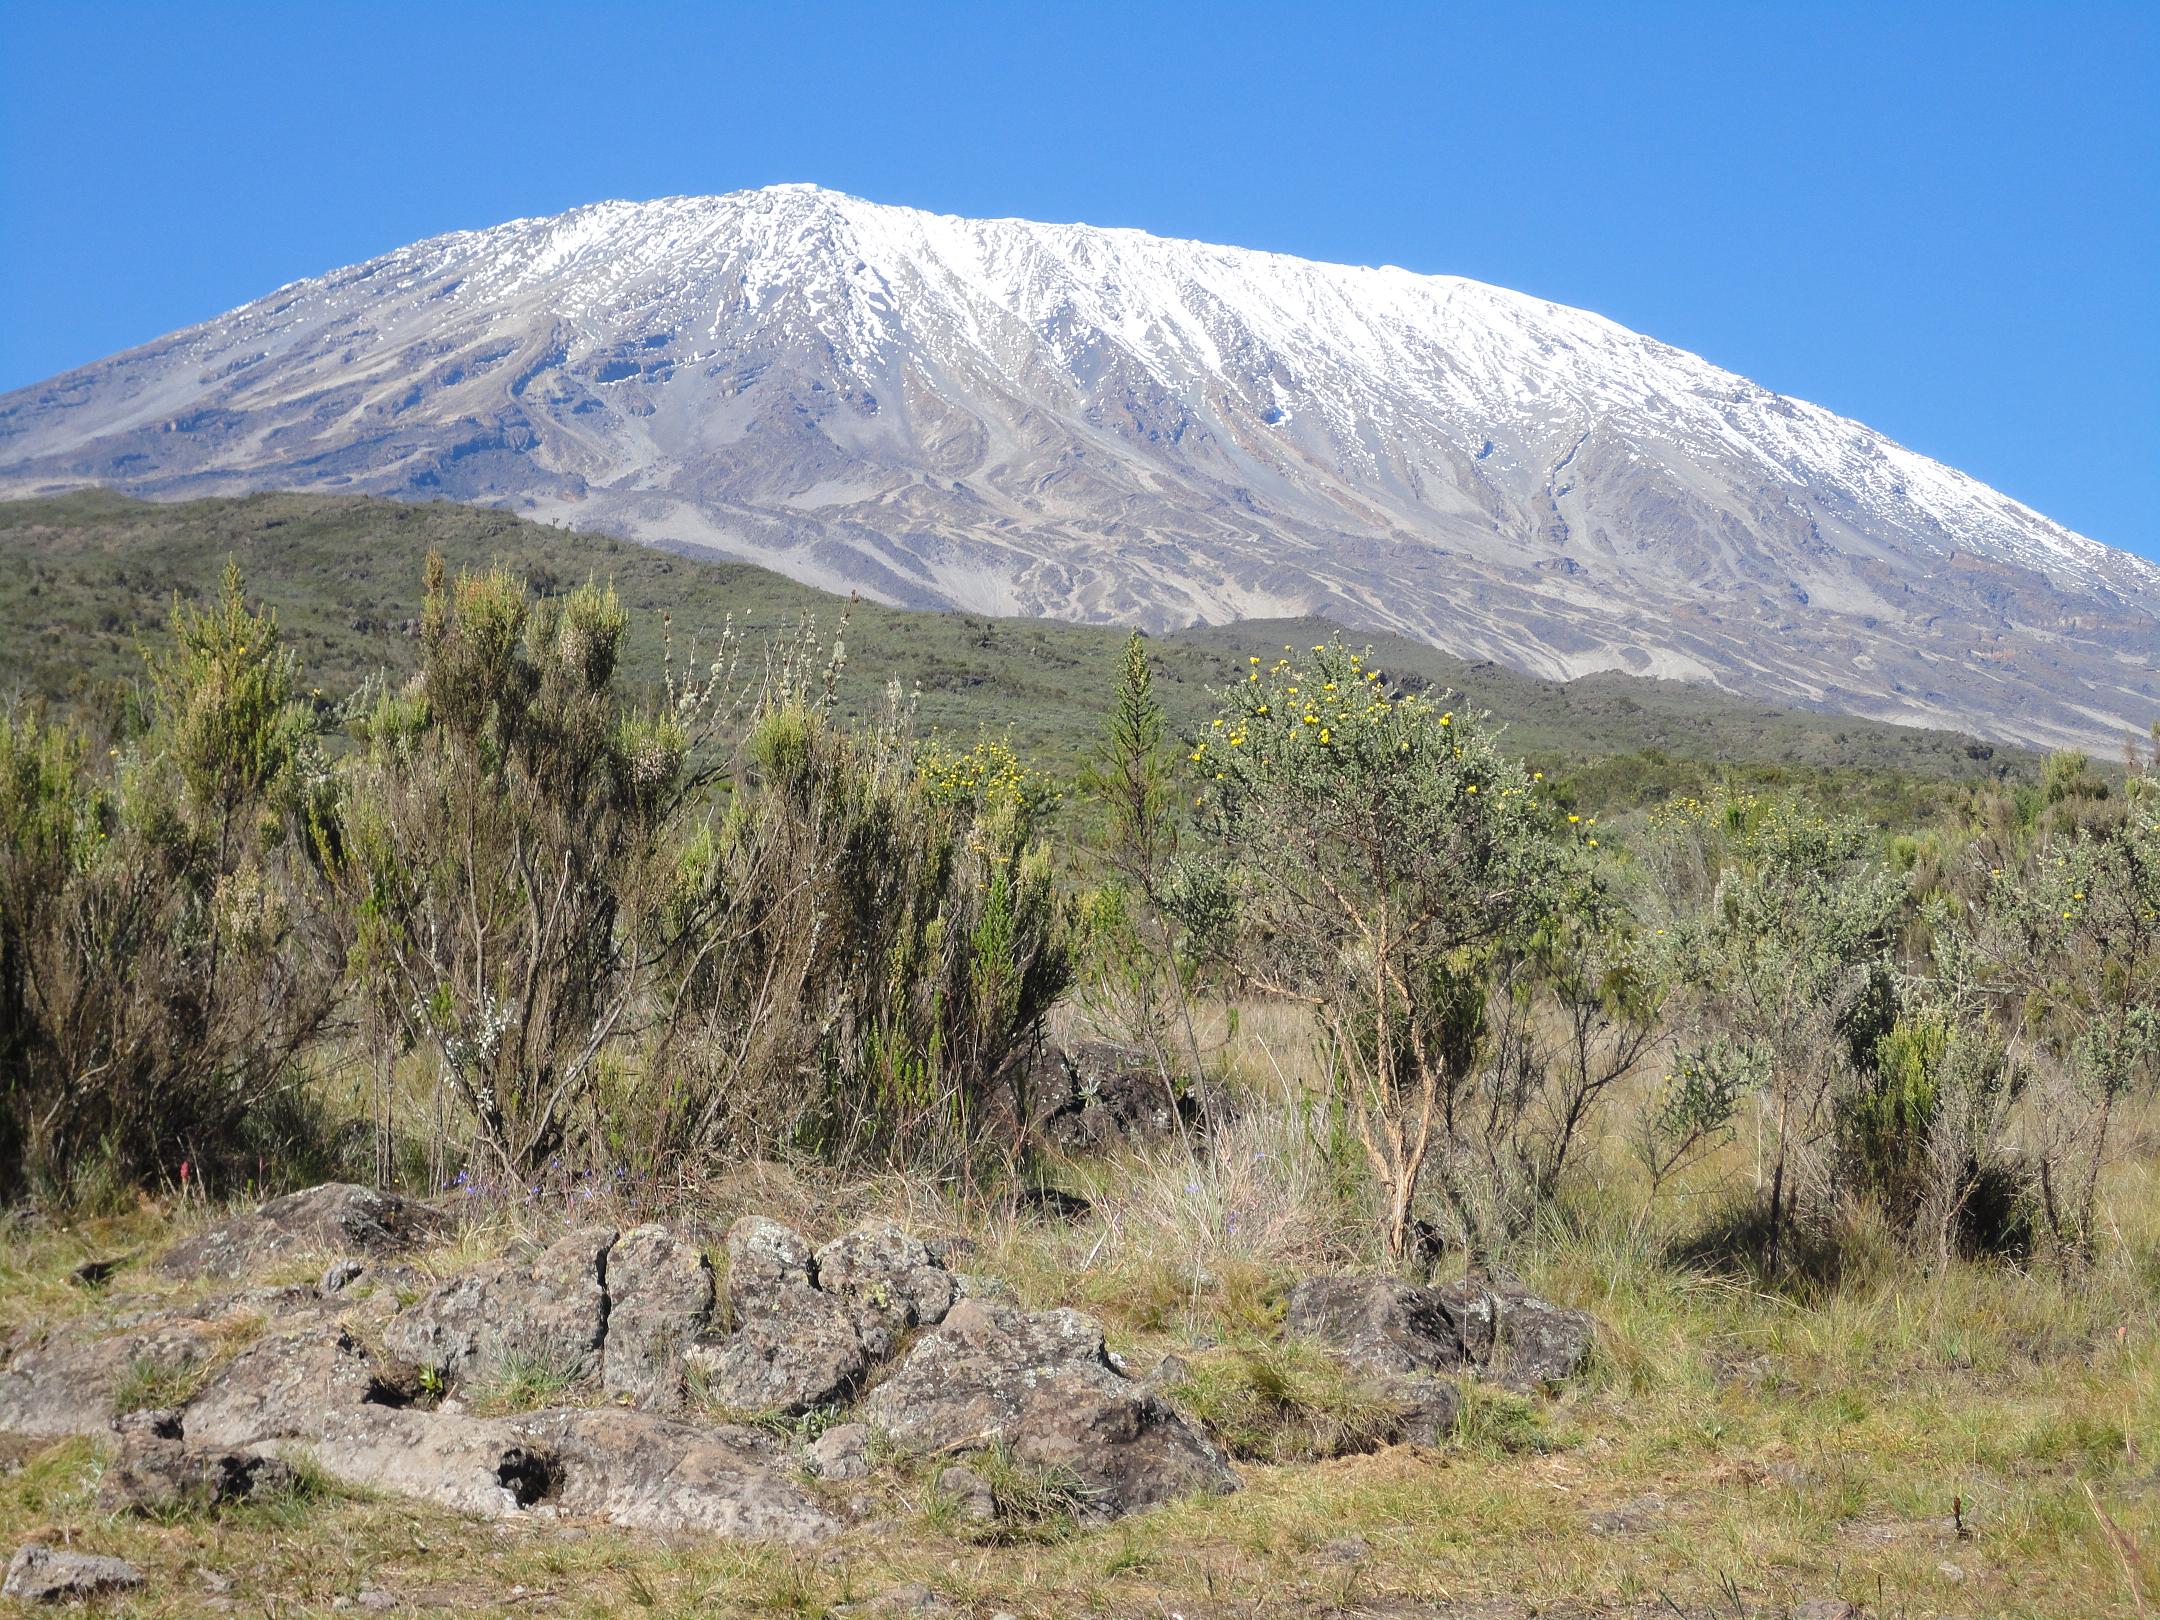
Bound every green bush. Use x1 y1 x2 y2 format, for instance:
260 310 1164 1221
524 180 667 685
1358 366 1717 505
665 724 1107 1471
0 564 340 1202
644 693 1071 1175
1189 637 1650 1258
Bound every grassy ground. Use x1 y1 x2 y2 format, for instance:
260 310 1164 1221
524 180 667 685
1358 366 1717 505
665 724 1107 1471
3 1065 2154 1618
0 489 2030 821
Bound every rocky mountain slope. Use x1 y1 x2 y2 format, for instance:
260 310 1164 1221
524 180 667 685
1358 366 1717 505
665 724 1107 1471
2 185 2153 747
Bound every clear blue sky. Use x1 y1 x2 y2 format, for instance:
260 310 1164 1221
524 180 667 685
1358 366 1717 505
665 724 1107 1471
4 1 2154 558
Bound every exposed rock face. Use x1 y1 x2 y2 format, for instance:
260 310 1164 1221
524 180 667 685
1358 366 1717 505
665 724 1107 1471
1283 1277 1469 1376
685 1283 866 1415
157 1183 449 1280
285 1404 837 1542
182 1327 385 1449
0 1322 215 1438
862 1299 1236 1520
381 1227 613 1388
1486 1288 1596 1390
602 1224 715 1408
805 1421 872 1481
1286 1274 1595 1392
724 1215 815 1319
97 1411 298 1516
0 1188 1244 1539
812 1219 955 1359
3 1545 145 1603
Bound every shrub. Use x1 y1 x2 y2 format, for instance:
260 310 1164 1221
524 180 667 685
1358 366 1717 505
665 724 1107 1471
331 559 684 1176
1191 638 1651 1258
641 688 1071 1175
0 564 341 1202
1925 776 2160 1257
1642 790 1904 1272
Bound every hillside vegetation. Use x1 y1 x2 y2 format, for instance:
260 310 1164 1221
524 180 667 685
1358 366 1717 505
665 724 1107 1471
0 492 2155 1616
0 490 2029 820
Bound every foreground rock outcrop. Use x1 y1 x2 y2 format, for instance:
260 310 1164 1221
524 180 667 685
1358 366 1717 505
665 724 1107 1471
863 1299 1236 1520
0 1186 1602 1557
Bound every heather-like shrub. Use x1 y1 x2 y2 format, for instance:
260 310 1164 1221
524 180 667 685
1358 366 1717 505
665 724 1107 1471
0 566 340 1201
332 557 685 1176
1640 790 1904 1271
643 689 1070 1173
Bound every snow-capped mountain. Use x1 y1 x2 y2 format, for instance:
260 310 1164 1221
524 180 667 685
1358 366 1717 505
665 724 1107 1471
3 184 2154 747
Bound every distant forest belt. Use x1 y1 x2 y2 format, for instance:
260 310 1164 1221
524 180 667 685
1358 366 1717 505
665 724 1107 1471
0 489 2037 820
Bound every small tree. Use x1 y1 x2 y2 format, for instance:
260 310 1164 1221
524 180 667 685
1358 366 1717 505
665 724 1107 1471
1196 639 1627 1259
1077 632 1209 1116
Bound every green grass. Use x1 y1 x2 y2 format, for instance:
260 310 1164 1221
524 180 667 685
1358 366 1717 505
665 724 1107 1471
467 1349 585 1414
0 488 2035 819
1167 1338 1407 1463
111 1351 210 1417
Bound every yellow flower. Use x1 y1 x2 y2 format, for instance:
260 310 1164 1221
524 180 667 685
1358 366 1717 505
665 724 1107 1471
1568 814 1581 824
1465 784 1477 794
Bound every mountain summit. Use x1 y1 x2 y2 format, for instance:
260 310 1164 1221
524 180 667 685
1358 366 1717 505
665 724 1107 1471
3 184 2153 746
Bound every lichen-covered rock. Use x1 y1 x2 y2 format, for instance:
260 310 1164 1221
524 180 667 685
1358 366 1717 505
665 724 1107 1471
3 1545 145 1603
158 1183 449 1280
684 1284 865 1414
529 1408 838 1541
1283 1276 1467 1376
1381 1373 1462 1446
862 1299 1235 1520
805 1420 872 1481
723 1216 813 1320
813 1220 954 1360
1488 1289 1595 1389
182 1327 385 1449
382 1227 613 1390
0 1322 216 1438
603 1224 714 1408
